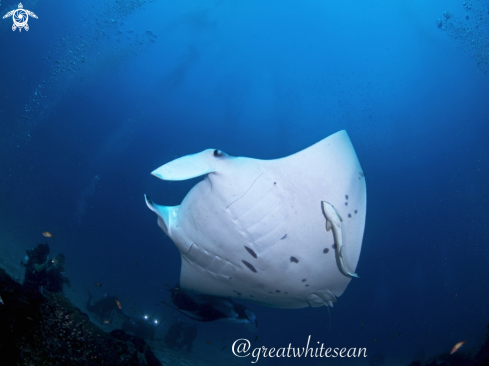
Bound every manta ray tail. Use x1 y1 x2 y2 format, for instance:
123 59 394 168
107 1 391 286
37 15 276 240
326 304 332 339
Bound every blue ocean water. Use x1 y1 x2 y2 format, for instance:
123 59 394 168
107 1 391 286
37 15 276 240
0 0 488 365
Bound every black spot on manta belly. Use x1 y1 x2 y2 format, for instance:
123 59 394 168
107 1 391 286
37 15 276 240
290 256 299 263
348 214 352 218
302 279 307 282
355 210 358 214
244 246 257 258
281 234 287 240
305 284 310 287
275 290 280 293
332 243 337 249
345 195 349 200
242 260 257 273
323 248 329 254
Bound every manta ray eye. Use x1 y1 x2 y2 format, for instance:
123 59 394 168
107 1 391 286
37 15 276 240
213 149 224 157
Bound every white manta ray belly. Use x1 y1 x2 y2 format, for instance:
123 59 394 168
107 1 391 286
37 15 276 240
145 130 366 309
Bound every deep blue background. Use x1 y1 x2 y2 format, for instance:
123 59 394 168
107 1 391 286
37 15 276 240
1 0 488 364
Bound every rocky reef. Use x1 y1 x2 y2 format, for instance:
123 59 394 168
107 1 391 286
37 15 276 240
0 267 162 365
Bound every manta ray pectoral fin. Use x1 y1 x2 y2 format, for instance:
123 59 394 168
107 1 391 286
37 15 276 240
321 201 359 278
151 149 222 181
144 194 179 236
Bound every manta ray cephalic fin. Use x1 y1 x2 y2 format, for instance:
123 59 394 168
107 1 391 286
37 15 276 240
151 149 226 181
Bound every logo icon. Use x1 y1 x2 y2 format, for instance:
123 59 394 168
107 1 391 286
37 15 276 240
2 3 38 32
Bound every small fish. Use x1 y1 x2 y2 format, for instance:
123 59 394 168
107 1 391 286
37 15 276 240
103 320 111 324
398 332 401 336
135 261 138 265
26 317 34 321
454 294 458 299
118 315 125 320
450 340 466 354
0 295 3 305
94 282 102 287
361 321 364 328
115 299 122 309
42 231 53 238
221 346 226 351
125 298 129 302
206 341 211 345
374 339 378 343
387 334 390 338
221 337 226 341
131 308 135 313
254 336 259 342
393 333 396 338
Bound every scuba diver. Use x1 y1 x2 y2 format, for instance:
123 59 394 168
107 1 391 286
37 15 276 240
22 243 51 292
46 253 71 293
22 243 71 294
85 292 124 323
121 313 160 341
177 324 198 353
168 286 258 332
163 320 185 348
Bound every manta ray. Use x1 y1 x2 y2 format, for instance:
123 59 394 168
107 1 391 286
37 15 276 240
145 130 366 309
169 286 258 332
